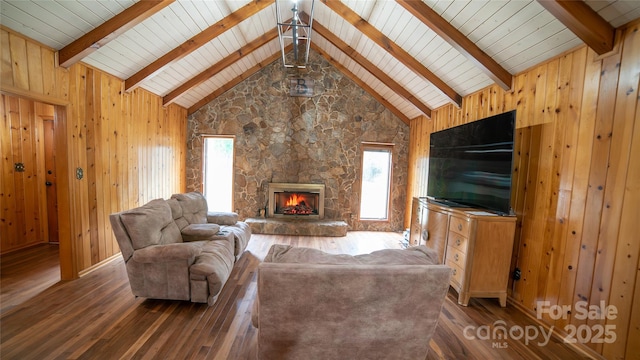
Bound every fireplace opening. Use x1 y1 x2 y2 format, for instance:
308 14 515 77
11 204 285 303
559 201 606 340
275 192 319 216
268 183 325 219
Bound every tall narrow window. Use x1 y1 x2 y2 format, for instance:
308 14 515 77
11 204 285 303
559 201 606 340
359 144 393 220
203 136 234 212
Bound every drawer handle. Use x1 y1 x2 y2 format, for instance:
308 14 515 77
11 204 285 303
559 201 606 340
454 253 459 261
456 238 461 246
452 268 457 275
458 224 463 231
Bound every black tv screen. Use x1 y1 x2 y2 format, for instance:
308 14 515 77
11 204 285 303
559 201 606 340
426 110 516 215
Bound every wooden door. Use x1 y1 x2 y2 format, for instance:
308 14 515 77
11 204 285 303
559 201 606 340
1 94 48 252
42 118 58 243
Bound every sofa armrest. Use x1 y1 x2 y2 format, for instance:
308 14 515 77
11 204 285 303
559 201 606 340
181 223 221 242
206 211 238 225
132 243 202 263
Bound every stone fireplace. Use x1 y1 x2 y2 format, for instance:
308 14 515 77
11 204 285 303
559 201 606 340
187 50 409 232
268 183 325 220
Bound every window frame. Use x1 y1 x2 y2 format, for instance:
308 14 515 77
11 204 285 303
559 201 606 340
359 142 394 222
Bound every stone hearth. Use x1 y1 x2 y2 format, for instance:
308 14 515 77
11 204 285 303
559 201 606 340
246 218 348 237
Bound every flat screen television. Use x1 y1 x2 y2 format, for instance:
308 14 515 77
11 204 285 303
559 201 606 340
426 110 516 215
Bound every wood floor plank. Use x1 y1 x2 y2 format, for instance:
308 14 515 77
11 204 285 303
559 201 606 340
0 243 60 314
0 233 591 359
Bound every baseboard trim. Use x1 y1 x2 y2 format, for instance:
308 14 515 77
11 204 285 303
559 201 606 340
78 252 122 277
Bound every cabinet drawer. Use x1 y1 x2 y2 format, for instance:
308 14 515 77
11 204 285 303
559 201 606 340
446 246 466 268
447 231 469 253
449 216 470 237
446 260 464 286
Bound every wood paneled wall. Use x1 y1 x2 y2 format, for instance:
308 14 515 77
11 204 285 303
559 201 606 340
1 27 187 278
407 23 640 359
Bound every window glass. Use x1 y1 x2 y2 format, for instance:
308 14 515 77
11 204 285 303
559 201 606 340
360 146 392 220
203 137 234 212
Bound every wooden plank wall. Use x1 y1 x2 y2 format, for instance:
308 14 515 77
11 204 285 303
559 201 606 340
0 27 187 277
407 23 640 359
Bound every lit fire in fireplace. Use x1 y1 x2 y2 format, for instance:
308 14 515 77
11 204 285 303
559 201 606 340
285 193 305 207
282 193 315 215
269 183 324 218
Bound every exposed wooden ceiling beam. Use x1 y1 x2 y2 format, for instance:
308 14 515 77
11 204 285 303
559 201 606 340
396 0 512 91
537 0 614 55
311 43 410 125
320 0 462 107
164 28 279 106
58 0 174 68
126 0 273 92
188 45 289 115
308 16 430 118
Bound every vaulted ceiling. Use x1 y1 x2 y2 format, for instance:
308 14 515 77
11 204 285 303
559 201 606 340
2 0 639 122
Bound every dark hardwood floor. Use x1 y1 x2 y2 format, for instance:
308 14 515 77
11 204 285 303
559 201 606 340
0 243 60 315
1 233 593 359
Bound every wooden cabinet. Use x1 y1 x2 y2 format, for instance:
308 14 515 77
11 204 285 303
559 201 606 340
409 198 425 247
410 198 516 307
410 198 449 264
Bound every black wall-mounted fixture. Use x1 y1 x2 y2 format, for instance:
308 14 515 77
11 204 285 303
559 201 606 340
513 267 521 281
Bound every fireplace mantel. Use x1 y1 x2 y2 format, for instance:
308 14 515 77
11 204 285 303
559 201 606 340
268 183 325 219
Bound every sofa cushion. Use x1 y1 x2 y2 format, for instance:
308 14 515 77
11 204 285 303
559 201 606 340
171 192 208 224
264 244 439 265
181 223 221 242
207 211 238 225
119 199 182 249
166 198 183 220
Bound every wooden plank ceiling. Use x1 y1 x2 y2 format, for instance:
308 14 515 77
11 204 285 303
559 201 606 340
2 0 639 119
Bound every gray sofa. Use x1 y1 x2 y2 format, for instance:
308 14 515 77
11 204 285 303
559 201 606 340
109 192 251 305
252 245 452 359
